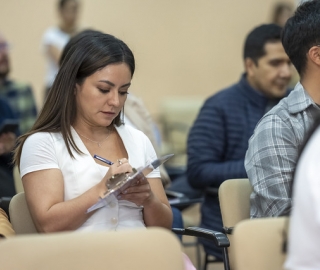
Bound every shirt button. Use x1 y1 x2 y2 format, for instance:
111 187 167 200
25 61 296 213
111 217 118 224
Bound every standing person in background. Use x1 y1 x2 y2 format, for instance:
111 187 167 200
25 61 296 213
0 32 37 135
271 2 294 27
187 24 292 261
42 0 80 97
271 2 298 88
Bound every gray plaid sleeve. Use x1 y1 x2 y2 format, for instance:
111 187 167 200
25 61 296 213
245 114 296 218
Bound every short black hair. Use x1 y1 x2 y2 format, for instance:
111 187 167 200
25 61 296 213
282 0 320 77
243 24 282 64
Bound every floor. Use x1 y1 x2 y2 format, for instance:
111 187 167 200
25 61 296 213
180 203 225 270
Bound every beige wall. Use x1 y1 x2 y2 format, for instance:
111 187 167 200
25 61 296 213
0 0 295 116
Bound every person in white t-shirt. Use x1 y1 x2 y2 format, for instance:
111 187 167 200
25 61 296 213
14 30 173 233
285 117 320 270
41 0 80 97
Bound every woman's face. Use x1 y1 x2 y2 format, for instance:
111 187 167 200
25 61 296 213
75 63 132 128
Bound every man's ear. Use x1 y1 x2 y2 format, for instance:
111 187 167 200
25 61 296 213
307 46 320 67
245 58 257 77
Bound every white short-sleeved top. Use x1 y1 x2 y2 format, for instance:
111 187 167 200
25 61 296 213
284 126 320 270
20 124 160 232
41 27 71 87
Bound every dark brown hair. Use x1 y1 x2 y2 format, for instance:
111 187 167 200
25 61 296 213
14 30 135 167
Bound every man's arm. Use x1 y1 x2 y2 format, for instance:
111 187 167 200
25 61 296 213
245 114 297 217
187 98 247 189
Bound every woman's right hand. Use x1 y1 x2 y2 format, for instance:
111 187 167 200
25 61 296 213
99 158 133 196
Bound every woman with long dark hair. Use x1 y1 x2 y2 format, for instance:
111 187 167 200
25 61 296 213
14 31 173 233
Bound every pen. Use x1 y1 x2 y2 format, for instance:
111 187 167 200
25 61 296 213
93 154 114 165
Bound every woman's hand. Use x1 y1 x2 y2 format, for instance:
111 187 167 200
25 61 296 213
99 158 133 196
117 173 154 207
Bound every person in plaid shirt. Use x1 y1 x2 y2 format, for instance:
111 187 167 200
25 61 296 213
0 32 37 197
0 32 37 135
245 0 320 219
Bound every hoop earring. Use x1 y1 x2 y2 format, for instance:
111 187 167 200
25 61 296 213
121 106 125 125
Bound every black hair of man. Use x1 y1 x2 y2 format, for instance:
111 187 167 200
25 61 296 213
282 0 320 78
243 23 282 65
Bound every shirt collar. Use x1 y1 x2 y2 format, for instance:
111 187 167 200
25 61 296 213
287 82 318 114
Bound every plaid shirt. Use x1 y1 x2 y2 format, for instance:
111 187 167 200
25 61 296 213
245 82 320 218
0 79 37 135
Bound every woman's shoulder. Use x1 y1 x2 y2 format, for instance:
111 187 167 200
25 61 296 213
24 131 62 145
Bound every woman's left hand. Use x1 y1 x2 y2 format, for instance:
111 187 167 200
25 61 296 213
117 173 154 207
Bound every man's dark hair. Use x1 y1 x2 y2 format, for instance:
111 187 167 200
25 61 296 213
243 24 282 64
282 0 320 78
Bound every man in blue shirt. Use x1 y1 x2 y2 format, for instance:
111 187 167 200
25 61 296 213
187 24 292 260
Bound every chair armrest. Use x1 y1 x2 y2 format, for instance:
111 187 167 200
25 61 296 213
172 226 230 248
223 226 234 234
165 190 186 199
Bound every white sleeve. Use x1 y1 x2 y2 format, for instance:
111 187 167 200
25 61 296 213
20 132 60 178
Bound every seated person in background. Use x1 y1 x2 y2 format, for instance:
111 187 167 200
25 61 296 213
124 93 171 187
0 32 37 135
0 98 18 198
0 208 15 238
285 116 320 270
187 23 292 260
245 0 320 218
124 91 186 231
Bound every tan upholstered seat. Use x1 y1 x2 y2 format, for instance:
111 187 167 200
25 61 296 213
0 227 184 270
9 192 37 234
13 165 24 194
218 178 252 267
233 217 288 270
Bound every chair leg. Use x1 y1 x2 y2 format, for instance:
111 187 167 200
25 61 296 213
196 240 201 270
203 252 226 270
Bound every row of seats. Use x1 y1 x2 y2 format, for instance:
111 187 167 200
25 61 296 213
3 179 288 270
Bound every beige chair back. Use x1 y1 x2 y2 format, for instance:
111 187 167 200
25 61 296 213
0 228 184 270
218 178 252 268
233 217 288 270
219 178 252 228
159 97 204 167
13 165 24 193
9 192 37 234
